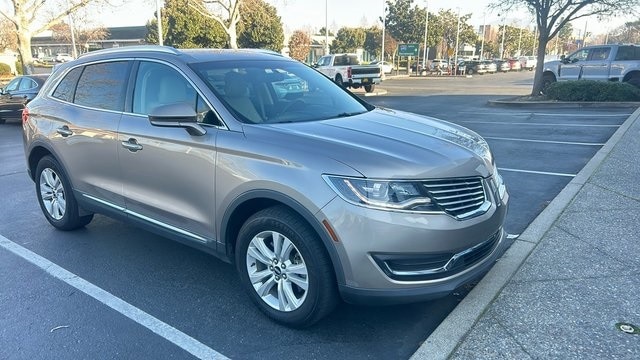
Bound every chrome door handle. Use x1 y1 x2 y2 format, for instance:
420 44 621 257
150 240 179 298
56 126 73 137
121 138 143 152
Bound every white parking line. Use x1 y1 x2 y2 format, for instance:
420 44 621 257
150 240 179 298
457 120 620 128
484 136 605 146
498 167 576 178
457 111 631 117
0 235 229 360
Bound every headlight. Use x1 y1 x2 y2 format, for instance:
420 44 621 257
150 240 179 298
493 164 506 199
323 175 439 212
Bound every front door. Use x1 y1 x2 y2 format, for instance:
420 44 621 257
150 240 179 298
118 61 218 243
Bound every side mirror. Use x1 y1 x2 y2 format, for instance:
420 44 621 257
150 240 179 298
148 102 207 136
312 63 319 68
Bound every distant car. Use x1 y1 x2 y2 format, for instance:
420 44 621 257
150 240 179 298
458 60 486 75
35 56 56 64
0 74 49 124
482 60 497 74
430 59 449 73
55 53 74 62
370 60 393 74
507 58 522 71
495 60 511 73
519 56 536 71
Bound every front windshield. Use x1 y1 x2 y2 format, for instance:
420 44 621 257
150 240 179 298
189 60 373 124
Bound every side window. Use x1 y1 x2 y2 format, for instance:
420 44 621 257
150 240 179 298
569 49 589 62
52 67 83 102
74 61 129 111
615 46 640 61
132 61 197 116
4 78 20 92
18 78 37 91
588 47 610 61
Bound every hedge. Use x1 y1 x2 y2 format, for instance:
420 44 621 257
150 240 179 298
0 62 11 75
545 80 640 102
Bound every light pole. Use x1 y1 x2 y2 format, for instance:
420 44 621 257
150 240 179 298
422 1 429 71
381 1 385 61
517 24 523 57
479 12 486 60
156 0 163 46
454 8 460 75
325 0 329 55
499 14 506 59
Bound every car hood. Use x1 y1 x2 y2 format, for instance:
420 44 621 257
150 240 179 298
247 108 493 179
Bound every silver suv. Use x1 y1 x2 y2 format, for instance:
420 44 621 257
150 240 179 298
22 46 508 327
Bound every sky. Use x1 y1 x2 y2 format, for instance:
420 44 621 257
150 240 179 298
104 0 633 37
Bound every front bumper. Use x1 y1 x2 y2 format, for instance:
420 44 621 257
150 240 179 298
318 179 509 305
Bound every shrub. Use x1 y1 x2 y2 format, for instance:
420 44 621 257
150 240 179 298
0 62 11 75
545 80 640 102
15 59 23 75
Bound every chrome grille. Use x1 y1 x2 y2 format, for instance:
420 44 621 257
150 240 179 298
422 177 487 218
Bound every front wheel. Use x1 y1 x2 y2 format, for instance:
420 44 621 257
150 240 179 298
364 84 375 93
236 206 338 327
35 156 93 230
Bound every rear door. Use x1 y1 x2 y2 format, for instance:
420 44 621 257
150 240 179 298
117 60 218 243
581 46 612 81
48 61 130 209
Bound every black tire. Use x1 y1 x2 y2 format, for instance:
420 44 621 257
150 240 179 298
467 68 474 75
0 119 5 125
236 205 338 327
364 84 375 93
35 156 93 230
542 73 556 93
334 75 344 88
625 74 640 88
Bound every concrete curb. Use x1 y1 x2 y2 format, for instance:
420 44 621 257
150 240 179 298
410 105 640 360
351 88 388 97
488 97 640 108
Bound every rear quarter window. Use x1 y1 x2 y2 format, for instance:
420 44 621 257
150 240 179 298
73 61 130 111
615 46 640 61
52 67 83 102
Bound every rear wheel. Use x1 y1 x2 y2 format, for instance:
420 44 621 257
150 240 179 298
334 75 344 88
364 84 375 93
35 156 93 230
467 68 474 75
236 205 338 327
542 73 556 93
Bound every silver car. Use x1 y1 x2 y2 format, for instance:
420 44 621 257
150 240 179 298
22 46 508 327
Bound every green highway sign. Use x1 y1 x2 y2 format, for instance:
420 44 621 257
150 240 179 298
398 43 419 57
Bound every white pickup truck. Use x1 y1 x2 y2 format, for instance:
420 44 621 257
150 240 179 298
314 54 382 93
542 44 640 88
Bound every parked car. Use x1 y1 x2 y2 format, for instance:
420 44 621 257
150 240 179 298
0 74 49 124
430 59 450 73
314 53 381 92
519 56 536 71
23 46 508 327
370 60 393 74
507 58 522 71
482 60 497 74
458 60 486 75
55 53 74 62
495 60 511 73
542 44 640 89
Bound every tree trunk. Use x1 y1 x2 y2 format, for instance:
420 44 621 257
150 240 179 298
16 30 34 75
531 31 550 96
228 26 238 49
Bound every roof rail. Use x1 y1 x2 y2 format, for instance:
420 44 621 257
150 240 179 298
78 45 182 58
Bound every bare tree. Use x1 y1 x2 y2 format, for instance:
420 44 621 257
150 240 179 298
492 0 640 95
0 0 111 73
0 18 18 52
188 0 243 49
51 22 108 55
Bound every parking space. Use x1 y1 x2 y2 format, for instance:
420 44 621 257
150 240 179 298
1 72 636 359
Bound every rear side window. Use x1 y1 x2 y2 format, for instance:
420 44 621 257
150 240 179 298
74 61 130 111
615 46 640 61
51 67 82 102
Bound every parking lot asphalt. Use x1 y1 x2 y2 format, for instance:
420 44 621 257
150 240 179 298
1 71 636 359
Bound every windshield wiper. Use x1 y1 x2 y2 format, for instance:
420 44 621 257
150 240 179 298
334 111 366 118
